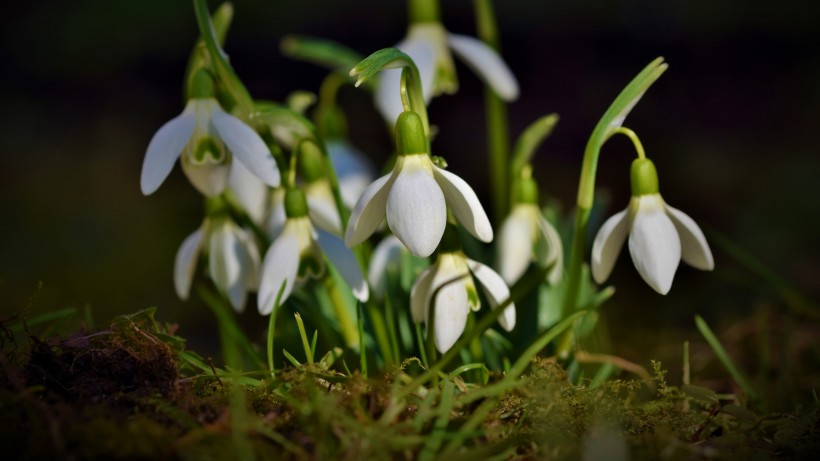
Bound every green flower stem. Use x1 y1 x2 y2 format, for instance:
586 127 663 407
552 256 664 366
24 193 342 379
474 0 510 225
408 0 440 23
322 273 360 349
611 127 646 159
351 48 429 138
266 305 277 378
192 0 254 117
558 58 667 358
365 299 395 366
358 302 367 377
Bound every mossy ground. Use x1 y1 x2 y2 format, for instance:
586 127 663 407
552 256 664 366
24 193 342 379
1 309 818 460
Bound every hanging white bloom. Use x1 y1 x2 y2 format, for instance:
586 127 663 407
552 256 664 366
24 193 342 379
591 158 714 294
258 188 368 315
174 215 261 313
411 250 515 353
376 22 519 123
498 203 563 286
496 173 563 286
345 111 493 258
141 74 280 196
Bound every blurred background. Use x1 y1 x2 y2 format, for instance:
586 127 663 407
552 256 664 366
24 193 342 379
1 0 817 382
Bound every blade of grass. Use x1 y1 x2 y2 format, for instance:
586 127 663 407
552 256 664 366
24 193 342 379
695 315 760 401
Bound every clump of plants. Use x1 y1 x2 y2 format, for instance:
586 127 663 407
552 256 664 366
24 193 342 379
2 0 818 459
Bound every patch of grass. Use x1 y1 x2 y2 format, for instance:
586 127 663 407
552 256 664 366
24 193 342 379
1 308 818 460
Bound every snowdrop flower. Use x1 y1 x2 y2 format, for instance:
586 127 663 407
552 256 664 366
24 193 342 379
376 22 519 123
258 187 368 314
497 174 563 286
345 110 493 257
411 235 514 353
591 158 714 294
141 70 280 197
174 213 261 313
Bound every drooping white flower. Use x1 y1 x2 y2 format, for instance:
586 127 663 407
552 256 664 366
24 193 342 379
497 203 563 286
258 188 368 315
411 251 515 353
376 22 519 123
345 111 492 257
174 215 261 313
496 172 563 286
591 158 714 294
141 97 280 196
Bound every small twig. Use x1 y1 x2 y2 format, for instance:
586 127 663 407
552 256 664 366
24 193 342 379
690 404 721 442
208 357 224 388
574 350 653 385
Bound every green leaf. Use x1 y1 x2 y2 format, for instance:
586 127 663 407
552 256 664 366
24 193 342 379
280 35 364 72
695 315 760 401
185 2 233 101
681 384 720 404
510 113 559 177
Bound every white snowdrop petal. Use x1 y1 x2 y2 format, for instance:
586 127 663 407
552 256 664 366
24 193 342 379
628 207 681 295
665 205 714 271
181 155 231 197
345 173 393 247
387 160 446 257
235 226 261 291
258 234 300 315
228 160 268 225
368 235 405 300
537 215 565 286
174 228 204 300
496 207 533 284
410 265 436 323
468 259 515 331
141 111 196 195
591 209 629 284
211 108 281 187
265 189 287 241
316 230 369 302
306 183 343 237
433 166 493 242
431 270 469 353
447 33 519 101
209 222 246 312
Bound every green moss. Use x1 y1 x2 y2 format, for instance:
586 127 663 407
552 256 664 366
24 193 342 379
2 310 818 460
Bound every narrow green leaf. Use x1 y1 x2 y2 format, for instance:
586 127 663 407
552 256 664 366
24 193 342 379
510 113 559 176
280 35 363 72
695 315 760 401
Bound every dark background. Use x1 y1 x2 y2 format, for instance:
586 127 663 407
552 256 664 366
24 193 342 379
1 0 817 363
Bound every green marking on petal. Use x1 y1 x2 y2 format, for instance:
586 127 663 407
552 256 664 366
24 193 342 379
191 137 225 164
466 280 481 311
298 252 325 281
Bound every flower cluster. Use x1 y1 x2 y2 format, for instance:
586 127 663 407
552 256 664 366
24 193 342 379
141 0 715 367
